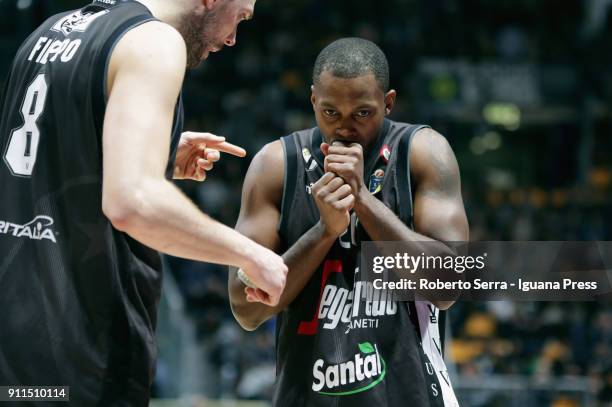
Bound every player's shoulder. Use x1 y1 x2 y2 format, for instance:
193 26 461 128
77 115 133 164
411 126 448 152
409 126 458 178
112 20 186 72
251 140 285 171
107 20 186 95
245 140 285 200
384 120 451 163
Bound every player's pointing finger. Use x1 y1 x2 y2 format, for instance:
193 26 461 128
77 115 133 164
214 141 247 157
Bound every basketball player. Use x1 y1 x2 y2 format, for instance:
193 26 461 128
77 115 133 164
0 0 287 404
229 38 469 406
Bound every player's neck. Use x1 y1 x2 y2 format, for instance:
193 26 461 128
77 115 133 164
134 0 185 31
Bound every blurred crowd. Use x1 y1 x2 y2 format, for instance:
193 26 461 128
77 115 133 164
1 0 611 405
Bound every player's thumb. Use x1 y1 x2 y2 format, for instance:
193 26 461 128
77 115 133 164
321 143 330 156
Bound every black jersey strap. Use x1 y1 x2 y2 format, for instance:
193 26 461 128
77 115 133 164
90 0 139 8
278 135 298 239
396 124 430 226
407 301 420 341
310 127 324 167
165 93 184 179
363 119 391 176
439 309 447 355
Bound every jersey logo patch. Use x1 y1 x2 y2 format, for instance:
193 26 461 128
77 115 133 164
380 144 391 163
0 215 58 243
312 342 386 396
51 10 109 36
302 148 318 172
368 168 385 195
297 260 397 336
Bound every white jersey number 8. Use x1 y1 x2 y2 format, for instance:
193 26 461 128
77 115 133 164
4 74 48 177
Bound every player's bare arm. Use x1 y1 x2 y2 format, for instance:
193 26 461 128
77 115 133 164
324 128 469 310
102 21 286 305
229 141 354 330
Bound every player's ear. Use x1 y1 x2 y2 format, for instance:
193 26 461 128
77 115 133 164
384 89 397 116
310 85 316 109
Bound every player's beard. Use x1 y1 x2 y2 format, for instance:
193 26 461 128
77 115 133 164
179 7 225 69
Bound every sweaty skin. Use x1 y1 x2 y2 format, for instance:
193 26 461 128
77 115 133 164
229 72 468 329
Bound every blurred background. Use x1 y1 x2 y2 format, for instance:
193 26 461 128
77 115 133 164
1 0 611 406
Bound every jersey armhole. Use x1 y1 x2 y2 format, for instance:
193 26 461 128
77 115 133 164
278 135 297 239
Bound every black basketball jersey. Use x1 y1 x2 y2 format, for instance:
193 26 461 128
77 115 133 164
0 1 183 405
274 119 459 406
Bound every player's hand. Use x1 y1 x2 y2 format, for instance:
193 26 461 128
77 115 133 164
240 245 288 307
321 142 366 200
312 171 355 237
173 132 247 181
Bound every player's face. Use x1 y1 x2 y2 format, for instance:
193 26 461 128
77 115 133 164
182 0 255 68
311 71 396 151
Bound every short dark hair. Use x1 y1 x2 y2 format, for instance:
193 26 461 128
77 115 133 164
313 37 390 92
